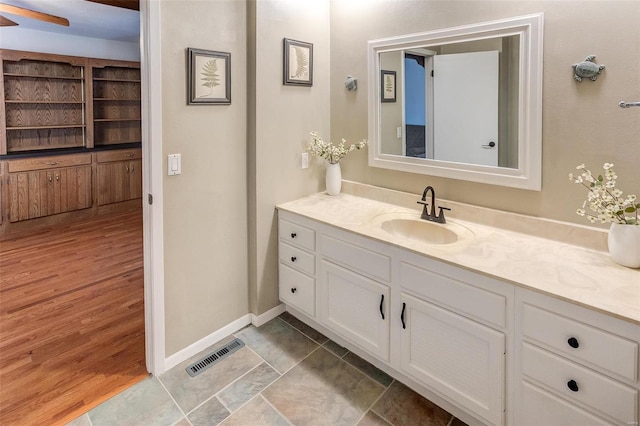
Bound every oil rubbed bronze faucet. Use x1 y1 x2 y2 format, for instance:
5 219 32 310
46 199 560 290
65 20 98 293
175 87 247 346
417 186 451 224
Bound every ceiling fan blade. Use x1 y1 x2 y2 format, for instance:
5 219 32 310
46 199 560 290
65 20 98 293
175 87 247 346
0 14 18 26
84 0 139 11
0 4 69 26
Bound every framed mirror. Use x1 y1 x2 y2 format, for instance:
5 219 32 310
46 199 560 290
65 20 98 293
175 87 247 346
367 14 543 190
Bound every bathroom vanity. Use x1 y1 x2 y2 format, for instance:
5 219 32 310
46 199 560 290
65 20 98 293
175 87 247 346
276 187 639 426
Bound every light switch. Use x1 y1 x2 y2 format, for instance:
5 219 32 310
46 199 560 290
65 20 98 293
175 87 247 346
168 154 181 176
396 127 402 139
301 152 309 169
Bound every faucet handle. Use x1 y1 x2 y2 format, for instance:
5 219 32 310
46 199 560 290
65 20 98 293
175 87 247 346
437 206 451 223
417 200 428 206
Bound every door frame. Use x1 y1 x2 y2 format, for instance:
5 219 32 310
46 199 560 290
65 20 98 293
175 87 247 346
140 0 165 375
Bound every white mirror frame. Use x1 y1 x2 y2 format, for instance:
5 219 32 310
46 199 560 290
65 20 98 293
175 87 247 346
368 13 543 191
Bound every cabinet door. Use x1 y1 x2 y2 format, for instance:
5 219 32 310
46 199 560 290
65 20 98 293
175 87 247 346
319 260 390 361
400 293 505 425
97 161 128 205
127 159 142 200
8 170 47 221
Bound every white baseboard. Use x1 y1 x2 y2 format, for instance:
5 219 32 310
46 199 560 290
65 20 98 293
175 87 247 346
162 303 285 372
164 314 251 372
251 303 285 327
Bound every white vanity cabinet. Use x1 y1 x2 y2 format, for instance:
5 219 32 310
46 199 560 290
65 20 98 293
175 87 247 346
277 212 317 317
515 288 640 426
318 232 392 361
396 251 511 426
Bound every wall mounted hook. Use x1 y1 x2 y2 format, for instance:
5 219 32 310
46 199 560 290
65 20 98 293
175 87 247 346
345 75 357 91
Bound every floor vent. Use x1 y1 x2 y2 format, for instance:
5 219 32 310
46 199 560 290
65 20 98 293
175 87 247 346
185 338 245 377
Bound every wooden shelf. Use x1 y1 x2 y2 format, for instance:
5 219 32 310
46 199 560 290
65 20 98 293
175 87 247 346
93 78 141 83
7 124 86 130
95 139 142 145
94 118 141 122
94 98 140 101
7 143 84 152
3 73 83 80
5 100 85 104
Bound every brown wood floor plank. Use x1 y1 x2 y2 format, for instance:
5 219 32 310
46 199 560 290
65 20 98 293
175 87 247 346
0 208 147 426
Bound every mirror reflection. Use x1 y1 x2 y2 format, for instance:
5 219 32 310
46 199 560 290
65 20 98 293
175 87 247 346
379 35 520 169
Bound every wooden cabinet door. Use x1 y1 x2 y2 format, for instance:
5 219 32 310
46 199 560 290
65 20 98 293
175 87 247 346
399 293 505 426
127 159 142 200
8 165 91 221
318 259 390 361
97 161 127 205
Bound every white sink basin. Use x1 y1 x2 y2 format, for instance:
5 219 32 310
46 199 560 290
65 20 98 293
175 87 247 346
373 212 474 246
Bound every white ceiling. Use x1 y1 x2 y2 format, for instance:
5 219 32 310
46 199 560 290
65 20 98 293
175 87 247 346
0 0 139 42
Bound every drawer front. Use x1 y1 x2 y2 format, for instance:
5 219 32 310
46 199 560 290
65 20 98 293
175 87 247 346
400 261 506 329
522 343 638 424
279 242 314 275
523 303 638 381
518 381 616 426
279 264 315 317
320 234 391 283
279 219 315 251
96 149 142 163
7 154 92 172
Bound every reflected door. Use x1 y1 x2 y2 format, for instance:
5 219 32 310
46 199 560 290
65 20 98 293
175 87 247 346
433 51 499 166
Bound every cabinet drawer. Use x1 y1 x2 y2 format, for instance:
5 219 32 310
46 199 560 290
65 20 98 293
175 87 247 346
279 219 315 251
518 381 616 426
96 149 142 163
522 343 638 424
279 242 314 275
400 261 506 329
522 303 638 381
279 264 315 317
7 154 92 172
320 234 391 282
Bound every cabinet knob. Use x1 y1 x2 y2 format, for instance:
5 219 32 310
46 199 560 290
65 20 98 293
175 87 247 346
290 232 297 239
567 337 579 349
567 380 579 392
291 287 297 294
290 256 297 262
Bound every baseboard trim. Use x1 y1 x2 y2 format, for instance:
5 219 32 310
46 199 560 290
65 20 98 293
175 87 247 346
164 314 251 372
251 303 285 327
162 303 286 372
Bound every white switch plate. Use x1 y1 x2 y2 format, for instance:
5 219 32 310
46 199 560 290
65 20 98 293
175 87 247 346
168 154 181 176
396 126 402 139
301 152 309 169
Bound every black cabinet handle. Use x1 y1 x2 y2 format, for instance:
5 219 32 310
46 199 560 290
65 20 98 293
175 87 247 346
567 380 579 392
567 337 579 349
291 287 297 294
401 302 406 329
291 256 297 262
379 294 385 320
290 232 297 238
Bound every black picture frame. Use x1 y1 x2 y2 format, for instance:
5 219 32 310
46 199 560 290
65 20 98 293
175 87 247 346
283 38 313 87
187 48 231 105
381 70 396 103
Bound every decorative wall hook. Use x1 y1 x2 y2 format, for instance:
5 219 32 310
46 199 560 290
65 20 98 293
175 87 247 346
572 55 605 82
345 75 357 91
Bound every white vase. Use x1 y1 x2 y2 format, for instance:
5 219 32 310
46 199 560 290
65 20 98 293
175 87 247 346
325 162 342 196
608 223 640 268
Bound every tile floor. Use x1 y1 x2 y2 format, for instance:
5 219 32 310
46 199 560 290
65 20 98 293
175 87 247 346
67 312 467 426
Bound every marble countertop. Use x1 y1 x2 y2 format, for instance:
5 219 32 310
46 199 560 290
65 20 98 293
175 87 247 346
277 192 640 325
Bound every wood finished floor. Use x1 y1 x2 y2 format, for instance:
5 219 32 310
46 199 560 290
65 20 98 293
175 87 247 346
0 209 148 426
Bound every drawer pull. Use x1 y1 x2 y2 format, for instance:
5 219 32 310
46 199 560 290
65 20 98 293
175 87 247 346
291 287 297 294
290 256 297 262
379 294 385 320
401 302 406 329
290 232 297 239
48 175 52 183
567 380 579 392
567 337 579 349
125 153 135 158
46 161 59 166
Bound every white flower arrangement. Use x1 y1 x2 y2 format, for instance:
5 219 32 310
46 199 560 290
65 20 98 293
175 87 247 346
308 131 367 164
569 163 638 225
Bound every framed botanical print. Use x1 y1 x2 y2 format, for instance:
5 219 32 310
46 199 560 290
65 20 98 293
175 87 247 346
283 38 313 87
187 48 231 105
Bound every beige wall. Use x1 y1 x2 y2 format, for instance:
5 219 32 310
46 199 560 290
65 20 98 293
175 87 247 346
249 0 331 315
161 0 249 356
330 0 640 225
